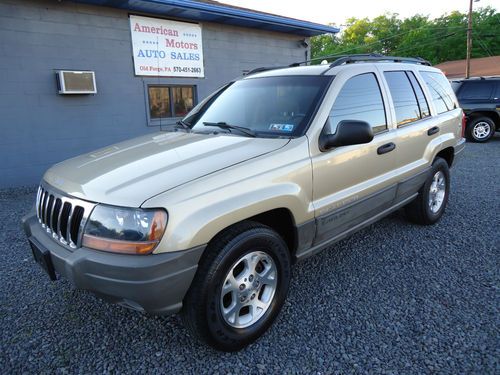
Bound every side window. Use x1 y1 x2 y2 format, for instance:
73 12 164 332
328 73 387 134
384 71 420 126
460 82 494 100
407 71 430 118
420 71 456 114
495 83 500 100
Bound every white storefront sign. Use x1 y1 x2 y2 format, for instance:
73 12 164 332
129 15 204 77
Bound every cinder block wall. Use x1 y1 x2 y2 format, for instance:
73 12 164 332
0 0 309 187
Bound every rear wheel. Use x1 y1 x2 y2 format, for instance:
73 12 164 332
405 157 450 225
465 116 495 143
182 221 291 351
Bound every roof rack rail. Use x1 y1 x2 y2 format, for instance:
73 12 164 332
289 53 431 68
462 76 500 80
244 66 287 76
329 54 431 67
246 54 431 77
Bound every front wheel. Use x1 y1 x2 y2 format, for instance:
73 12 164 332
182 222 291 351
405 157 450 225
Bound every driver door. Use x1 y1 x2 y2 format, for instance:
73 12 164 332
310 69 399 245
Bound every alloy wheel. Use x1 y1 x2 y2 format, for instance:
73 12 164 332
428 170 446 213
472 121 492 140
220 251 277 328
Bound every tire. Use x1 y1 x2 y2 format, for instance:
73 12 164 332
405 158 450 225
465 116 495 143
181 221 291 351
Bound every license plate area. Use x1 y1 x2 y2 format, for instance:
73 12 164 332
29 239 57 281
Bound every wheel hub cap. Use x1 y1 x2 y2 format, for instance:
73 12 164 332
220 251 277 328
428 171 446 213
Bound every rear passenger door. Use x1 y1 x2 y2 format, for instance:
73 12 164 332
379 68 455 195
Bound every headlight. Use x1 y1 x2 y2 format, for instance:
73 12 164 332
82 205 167 255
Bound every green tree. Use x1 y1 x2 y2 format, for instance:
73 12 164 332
311 6 500 65
370 14 402 53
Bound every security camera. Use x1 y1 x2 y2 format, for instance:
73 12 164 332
300 39 309 48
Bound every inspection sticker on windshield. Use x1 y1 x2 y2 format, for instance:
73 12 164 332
269 124 294 132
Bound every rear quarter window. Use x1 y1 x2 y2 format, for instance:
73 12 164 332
459 82 494 100
420 71 457 114
384 71 431 127
384 71 420 126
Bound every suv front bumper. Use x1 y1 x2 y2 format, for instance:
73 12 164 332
22 211 205 315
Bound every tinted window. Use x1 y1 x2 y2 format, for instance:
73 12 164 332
384 71 420 126
459 82 494 100
407 71 430 118
495 83 500 100
420 71 456 114
191 76 331 137
327 73 386 134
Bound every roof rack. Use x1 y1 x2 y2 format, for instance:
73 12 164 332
470 76 499 79
328 54 431 67
289 53 431 68
246 54 431 77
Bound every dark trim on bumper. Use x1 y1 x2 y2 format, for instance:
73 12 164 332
23 212 205 315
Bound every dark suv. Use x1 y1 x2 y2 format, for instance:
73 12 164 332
452 77 500 142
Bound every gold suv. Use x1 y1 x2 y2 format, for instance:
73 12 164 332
23 55 466 351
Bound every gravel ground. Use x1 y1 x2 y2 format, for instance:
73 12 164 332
1 136 499 374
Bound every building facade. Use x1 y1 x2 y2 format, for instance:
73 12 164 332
0 0 337 187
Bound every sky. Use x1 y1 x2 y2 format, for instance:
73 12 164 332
222 0 499 27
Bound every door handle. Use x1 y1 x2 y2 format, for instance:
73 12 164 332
427 126 440 136
377 142 396 155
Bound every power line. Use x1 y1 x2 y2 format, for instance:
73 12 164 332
392 32 459 55
474 35 493 56
334 31 458 59
393 28 497 57
312 19 497 64
326 26 466 57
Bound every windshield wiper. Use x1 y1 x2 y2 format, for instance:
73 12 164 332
175 120 191 131
203 122 256 137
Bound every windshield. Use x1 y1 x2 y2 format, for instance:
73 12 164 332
188 76 331 137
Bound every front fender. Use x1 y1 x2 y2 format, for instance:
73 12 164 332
170 185 304 251
142 138 313 253
465 109 500 124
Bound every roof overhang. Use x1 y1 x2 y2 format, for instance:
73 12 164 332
72 0 339 36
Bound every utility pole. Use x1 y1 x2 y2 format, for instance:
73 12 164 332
466 0 478 78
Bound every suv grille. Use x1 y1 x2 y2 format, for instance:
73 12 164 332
36 184 96 249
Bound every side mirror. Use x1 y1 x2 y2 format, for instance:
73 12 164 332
319 120 374 151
